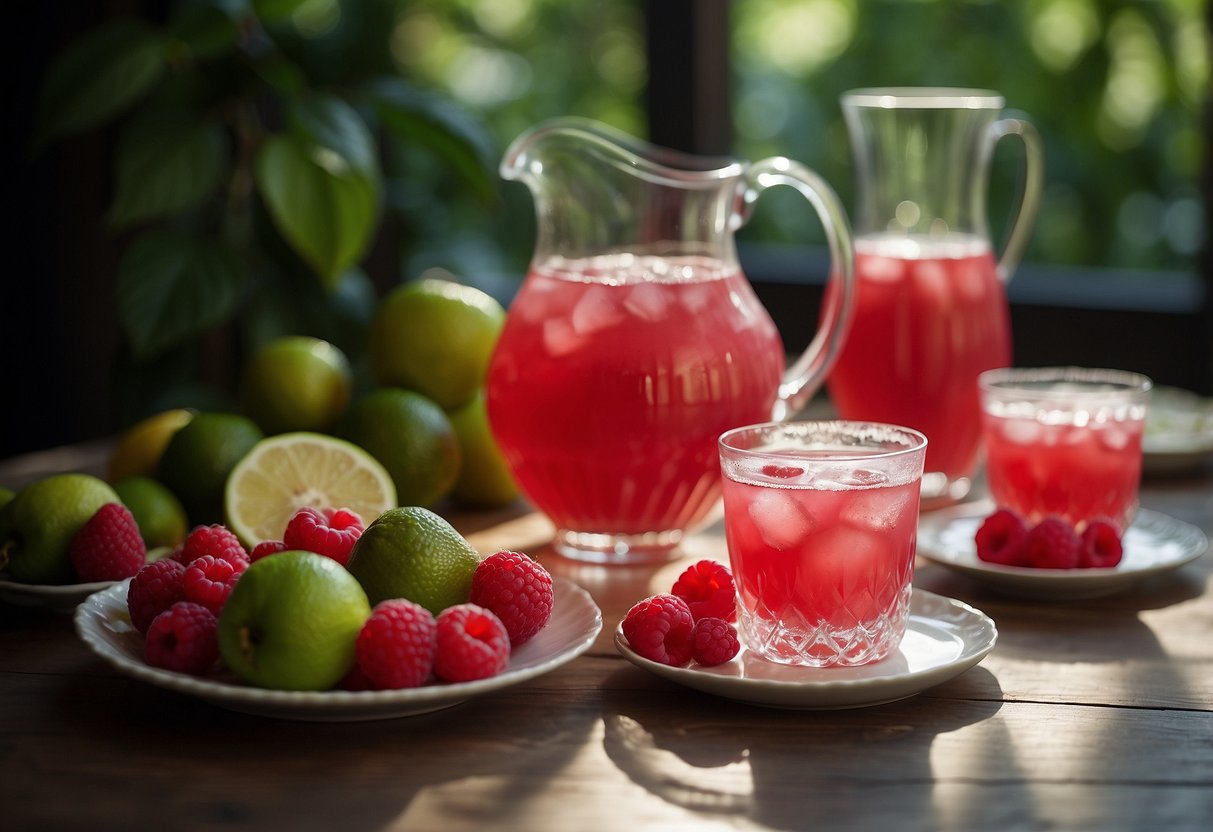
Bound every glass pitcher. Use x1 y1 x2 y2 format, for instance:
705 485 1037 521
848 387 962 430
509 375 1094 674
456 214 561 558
825 88 1044 505
486 118 855 563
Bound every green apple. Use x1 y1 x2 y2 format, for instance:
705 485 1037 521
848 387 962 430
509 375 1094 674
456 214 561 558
217 550 371 691
0 474 119 584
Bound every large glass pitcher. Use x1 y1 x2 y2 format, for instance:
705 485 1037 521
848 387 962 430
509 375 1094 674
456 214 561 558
825 88 1044 505
486 118 856 563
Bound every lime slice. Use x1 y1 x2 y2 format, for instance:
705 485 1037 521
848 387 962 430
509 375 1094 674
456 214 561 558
224 432 397 547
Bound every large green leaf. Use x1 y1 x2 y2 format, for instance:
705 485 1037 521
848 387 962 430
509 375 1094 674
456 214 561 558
167 1 241 60
108 111 228 228
253 135 381 287
33 19 167 147
116 231 247 359
290 94 378 176
367 78 497 203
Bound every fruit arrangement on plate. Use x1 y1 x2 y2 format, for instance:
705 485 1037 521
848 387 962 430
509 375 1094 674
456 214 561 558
620 560 742 669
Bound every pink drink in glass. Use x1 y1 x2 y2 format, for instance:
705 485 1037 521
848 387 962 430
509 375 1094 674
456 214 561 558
825 234 1011 498
719 422 926 667
979 368 1152 534
487 254 784 554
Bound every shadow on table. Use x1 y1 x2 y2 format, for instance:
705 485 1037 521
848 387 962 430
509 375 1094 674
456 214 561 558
600 665 1014 830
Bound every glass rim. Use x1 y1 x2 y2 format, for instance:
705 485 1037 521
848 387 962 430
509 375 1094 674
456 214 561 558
979 366 1153 398
719 420 928 462
842 87 1005 110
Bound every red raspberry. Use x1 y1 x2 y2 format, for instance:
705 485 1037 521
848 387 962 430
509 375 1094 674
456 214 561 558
181 555 245 615
127 559 187 634
69 503 146 583
356 600 437 689
249 540 288 562
691 616 740 666
974 508 1030 566
144 601 219 675
433 603 511 683
1022 517 1081 569
469 550 554 646
670 559 736 622
283 507 364 566
1080 520 1124 568
622 593 695 667
178 524 248 567
762 464 805 479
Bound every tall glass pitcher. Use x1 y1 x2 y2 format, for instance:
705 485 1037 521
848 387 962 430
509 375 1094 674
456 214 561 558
486 118 855 563
826 88 1044 504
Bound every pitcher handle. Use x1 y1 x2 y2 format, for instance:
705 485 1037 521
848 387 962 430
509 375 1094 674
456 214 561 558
986 117 1045 282
739 157 856 421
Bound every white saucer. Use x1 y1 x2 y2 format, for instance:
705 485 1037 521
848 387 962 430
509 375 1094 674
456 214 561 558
918 500 1208 600
75 577 602 722
613 589 996 710
1143 386 1213 475
0 577 116 612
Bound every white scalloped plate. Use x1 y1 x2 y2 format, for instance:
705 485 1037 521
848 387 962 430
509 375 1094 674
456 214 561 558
75 577 601 722
614 589 996 709
0 577 117 612
918 500 1208 599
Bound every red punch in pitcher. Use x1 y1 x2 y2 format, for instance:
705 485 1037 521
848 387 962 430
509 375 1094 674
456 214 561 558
487 119 856 563
825 89 1045 505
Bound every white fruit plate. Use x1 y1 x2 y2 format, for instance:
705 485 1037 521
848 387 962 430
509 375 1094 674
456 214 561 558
75 577 602 722
0 577 117 612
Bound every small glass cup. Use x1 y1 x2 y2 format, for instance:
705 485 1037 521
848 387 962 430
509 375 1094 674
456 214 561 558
718 421 927 667
978 367 1152 533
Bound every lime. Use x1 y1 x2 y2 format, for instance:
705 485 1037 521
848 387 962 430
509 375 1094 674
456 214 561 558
0 474 119 584
368 278 505 410
217 550 371 691
239 336 352 435
338 388 460 508
157 412 264 525
448 391 520 508
113 476 188 549
346 506 480 615
224 432 397 547
108 409 195 482
0 486 14 512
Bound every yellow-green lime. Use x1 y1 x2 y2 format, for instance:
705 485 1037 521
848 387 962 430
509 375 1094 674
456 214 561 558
157 412 264 525
346 506 481 615
108 408 195 482
239 336 352 435
217 550 371 691
448 390 520 508
114 476 188 549
0 474 119 584
368 278 505 410
224 432 397 547
0 486 14 512
338 388 460 508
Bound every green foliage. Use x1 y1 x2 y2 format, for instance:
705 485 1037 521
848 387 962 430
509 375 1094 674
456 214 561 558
35 0 497 415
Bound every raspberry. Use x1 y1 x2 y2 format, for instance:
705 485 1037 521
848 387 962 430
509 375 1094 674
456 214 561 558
127 559 187 634
283 507 364 566
249 540 288 562
670 559 736 622
181 555 245 615
621 593 695 667
1021 517 1081 569
356 600 437 689
691 617 740 666
975 508 1030 566
69 503 146 583
1080 520 1124 568
762 464 805 479
433 603 511 683
469 550 554 646
144 601 219 675
178 524 248 567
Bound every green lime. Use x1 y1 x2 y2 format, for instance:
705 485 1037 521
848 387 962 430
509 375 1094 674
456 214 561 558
0 474 119 584
217 550 371 691
346 506 481 615
113 476 188 550
0 486 14 512
338 388 460 508
108 409 195 482
157 412 264 525
448 390 520 508
368 278 505 410
239 336 352 435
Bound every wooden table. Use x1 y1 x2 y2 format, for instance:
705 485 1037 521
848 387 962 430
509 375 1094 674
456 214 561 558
2 444 1211 831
